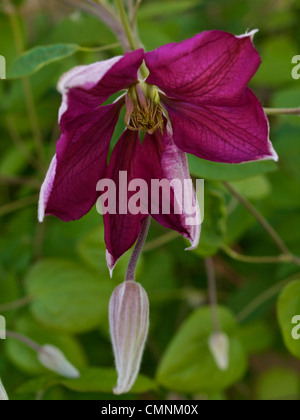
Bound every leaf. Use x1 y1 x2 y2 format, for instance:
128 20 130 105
77 226 143 279
193 185 227 257
5 314 86 375
60 368 157 394
237 320 275 355
253 37 298 87
188 154 277 181
7 44 79 79
277 280 300 359
16 375 58 395
255 368 300 401
156 306 247 393
25 259 116 334
229 175 271 200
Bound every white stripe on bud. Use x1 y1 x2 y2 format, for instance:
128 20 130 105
109 281 149 395
0 378 8 400
208 332 230 371
38 345 80 378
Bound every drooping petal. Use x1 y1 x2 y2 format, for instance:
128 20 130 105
145 30 261 105
102 130 148 275
58 49 144 122
39 100 124 222
162 91 278 163
137 126 201 249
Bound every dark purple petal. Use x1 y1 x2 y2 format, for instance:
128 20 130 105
162 90 278 163
103 130 148 275
138 127 201 248
39 100 123 222
59 49 144 122
145 30 261 105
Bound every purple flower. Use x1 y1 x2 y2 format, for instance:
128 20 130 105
39 30 277 272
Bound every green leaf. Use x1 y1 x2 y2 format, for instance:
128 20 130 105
255 368 300 401
253 37 298 87
16 375 58 395
5 314 86 375
77 226 143 280
277 280 300 359
156 306 247 393
188 154 277 181
193 185 227 257
25 259 116 333
61 368 157 394
229 175 271 200
237 320 275 355
7 44 79 79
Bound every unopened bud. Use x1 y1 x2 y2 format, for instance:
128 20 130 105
109 281 149 395
38 345 80 378
0 378 8 400
208 332 230 371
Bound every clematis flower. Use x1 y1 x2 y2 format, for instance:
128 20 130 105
39 30 277 272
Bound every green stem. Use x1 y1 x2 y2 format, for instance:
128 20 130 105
205 258 221 333
0 194 39 218
222 245 293 264
125 216 151 281
78 42 121 52
0 174 40 189
236 279 290 323
6 331 41 352
0 296 33 313
224 183 300 268
223 182 290 255
6 1 45 166
143 231 178 252
116 0 138 51
264 107 300 116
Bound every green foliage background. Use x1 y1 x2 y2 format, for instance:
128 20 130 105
0 0 300 400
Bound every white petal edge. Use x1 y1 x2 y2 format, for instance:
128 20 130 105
38 155 57 223
58 56 123 122
162 127 201 251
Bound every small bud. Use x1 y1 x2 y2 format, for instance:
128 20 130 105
38 345 80 379
109 281 149 395
208 332 230 371
0 378 8 400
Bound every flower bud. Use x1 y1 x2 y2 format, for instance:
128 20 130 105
208 332 230 371
0 378 8 400
109 281 150 395
38 345 80 379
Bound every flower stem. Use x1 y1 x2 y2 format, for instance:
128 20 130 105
264 107 300 116
116 0 138 51
236 279 291 323
5 0 45 166
223 182 290 255
205 258 221 333
222 245 293 264
6 331 42 352
125 216 151 282
78 42 121 52
223 182 300 268
0 296 33 313
0 194 39 218
143 231 178 252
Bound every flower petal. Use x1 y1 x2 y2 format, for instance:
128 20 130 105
145 30 261 105
102 130 148 275
162 90 278 163
139 127 201 249
39 100 123 222
58 49 144 121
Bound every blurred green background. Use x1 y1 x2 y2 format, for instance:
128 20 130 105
0 0 300 400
